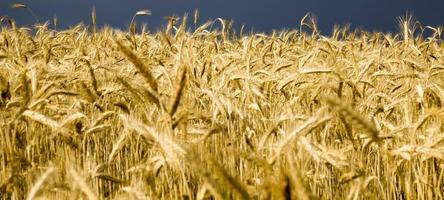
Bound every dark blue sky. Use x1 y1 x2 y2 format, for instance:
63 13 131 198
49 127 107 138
1 0 443 34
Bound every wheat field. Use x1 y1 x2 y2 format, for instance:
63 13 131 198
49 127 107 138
0 12 444 199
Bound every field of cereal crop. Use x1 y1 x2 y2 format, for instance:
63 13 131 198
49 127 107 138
1 10 444 199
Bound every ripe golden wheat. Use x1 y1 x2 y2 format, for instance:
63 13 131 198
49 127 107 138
0 11 444 200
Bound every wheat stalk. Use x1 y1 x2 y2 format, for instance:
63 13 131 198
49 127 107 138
26 167 55 200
